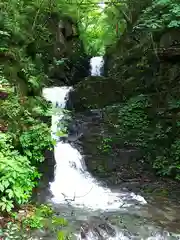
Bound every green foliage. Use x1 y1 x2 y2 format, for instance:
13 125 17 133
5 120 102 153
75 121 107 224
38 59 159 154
0 0 91 216
17 204 53 230
115 95 150 147
0 133 40 212
0 204 69 239
104 0 180 181
0 4 52 209
21 205 70 238
137 0 180 30
153 139 180 179
20 123 51 164
105 94 180 180
52 216 68 227
98 137 112 153
0 93 51 212
79 1 118 55
23 214 44 230
0 88 51 213
105 95 151 147
0 0 84 93
1 0 119 58
57 230 71 240
38 204 54 217
1 91 50 135
0 222 28 240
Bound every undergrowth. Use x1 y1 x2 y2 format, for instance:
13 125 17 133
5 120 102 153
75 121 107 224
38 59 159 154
0 204 70 240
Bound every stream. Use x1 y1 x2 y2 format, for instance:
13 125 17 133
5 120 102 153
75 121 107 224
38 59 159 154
38 57 180 239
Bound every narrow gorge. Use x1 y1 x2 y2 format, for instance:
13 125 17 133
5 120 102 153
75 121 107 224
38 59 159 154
1 0 180 239
34 58 180 239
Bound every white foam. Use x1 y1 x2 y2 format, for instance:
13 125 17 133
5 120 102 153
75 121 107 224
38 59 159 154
90 56 104 76
42 85 147 211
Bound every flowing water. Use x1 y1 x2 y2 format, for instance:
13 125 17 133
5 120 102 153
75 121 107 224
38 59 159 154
40 56 180 239
90 56 104 76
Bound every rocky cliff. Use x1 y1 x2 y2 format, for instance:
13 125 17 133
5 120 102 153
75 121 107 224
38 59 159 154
44 14 90 86
69 24 180 181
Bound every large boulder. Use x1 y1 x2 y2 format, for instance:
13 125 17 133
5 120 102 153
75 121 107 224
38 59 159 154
80 216 116 239
67 76 123 111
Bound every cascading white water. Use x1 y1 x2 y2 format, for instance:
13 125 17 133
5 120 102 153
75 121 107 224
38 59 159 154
42 57 147 212
90 56 104 76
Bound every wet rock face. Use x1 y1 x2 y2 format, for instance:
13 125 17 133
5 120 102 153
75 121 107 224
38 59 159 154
67 76 123 111
33 149 55 203
80 216 116 240
66 110 144 188
43 14 91 86
48 55 91 86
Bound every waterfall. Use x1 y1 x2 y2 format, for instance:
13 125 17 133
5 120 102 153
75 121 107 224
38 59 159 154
42 57 146 211
90 56 104 76
43 86 146 209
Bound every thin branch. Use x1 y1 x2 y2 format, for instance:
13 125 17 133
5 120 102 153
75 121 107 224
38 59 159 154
61 185 94 204
111 2 132 25
32 0 44 31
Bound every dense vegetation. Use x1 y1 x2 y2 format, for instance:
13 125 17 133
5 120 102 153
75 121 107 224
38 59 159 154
1 0 180 237
0 0 117 214
0 0 54 214
79 2 118 55
68 0 180 182
0 0 117 238
72 0 180 181
103 0 180 180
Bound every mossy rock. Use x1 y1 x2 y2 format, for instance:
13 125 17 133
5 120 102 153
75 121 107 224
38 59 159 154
68 76 123 111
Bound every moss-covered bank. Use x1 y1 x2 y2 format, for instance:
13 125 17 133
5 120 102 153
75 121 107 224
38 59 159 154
70 1 180 181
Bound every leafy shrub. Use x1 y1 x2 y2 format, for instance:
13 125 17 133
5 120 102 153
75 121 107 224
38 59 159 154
52 216 68 227
110 95 151 147
137 0 180 30
20 123 51 164
57 231 71 240
105 94 180 180
98 137 112 153
21 204 54 230
154 140 180 179
38 204 54 217
22 214 44 229
0 222 28 240
0 133 40 212
0 204 70 239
